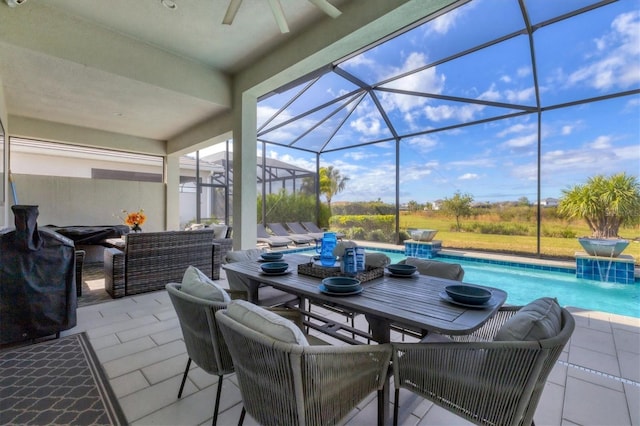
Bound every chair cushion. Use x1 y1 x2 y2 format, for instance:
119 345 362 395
494 297 562 341
332 240 358 257
365 252 391 268
402 257 465 281
225 249 263 263
212 224 228 239
226 300 309 346
180 266 231 302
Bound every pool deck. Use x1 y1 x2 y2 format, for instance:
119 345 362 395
63 271 639 426
58 244 639 426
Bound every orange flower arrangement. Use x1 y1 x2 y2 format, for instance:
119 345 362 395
121 208 146 228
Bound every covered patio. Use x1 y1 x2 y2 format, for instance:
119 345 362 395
63 263 639 425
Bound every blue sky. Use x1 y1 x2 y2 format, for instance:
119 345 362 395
256 0 640 205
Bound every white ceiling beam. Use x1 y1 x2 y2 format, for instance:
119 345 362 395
0 3 231 107
307 0 342 18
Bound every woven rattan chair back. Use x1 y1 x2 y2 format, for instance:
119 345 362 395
166 283 235 425
216 308 392 426
392 306 575 426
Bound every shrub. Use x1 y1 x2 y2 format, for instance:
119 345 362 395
347 227 366 240
257 190 330 225
367 229 387 242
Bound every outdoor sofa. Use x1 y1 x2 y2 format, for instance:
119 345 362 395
104 229 232 298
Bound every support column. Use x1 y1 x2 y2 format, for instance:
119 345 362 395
165 154 181 230
232 92 257 250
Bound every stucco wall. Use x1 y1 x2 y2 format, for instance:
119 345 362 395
10 174 166 231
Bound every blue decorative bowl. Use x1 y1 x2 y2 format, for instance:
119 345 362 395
445 285 491 305
387 264 417 276
260 262 289 273
322 277 361 293
261 252 284 261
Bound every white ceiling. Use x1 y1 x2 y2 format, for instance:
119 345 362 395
0 0 353 143
0 0 452 151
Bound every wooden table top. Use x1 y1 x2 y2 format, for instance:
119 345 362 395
223 254 507 336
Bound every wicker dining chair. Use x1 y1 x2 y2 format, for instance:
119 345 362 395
166 283 247 425
392 301 575 426
216 300 393 426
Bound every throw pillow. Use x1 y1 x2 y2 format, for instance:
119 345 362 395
332 240 358 257
365 252 391 268
226 299 309 346
402 257 465 281
212 224 228 239
180 265 231 302
225 249 263 263
494 297 562 341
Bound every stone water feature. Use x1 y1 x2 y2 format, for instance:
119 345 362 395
575 238 635 284
404 229 441 258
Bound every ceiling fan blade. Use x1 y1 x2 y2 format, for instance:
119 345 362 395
222 0 243 25
307 0 342 18
268 0 290 33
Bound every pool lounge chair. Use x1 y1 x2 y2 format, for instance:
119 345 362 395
286 222 323 240
257 224 291 248
267 223 314 245
302 221 345 239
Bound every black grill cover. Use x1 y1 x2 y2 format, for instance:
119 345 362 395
0 205 77 345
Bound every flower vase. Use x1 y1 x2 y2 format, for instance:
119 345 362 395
131 224 142 233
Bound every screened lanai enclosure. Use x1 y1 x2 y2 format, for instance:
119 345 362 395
241 0 639 256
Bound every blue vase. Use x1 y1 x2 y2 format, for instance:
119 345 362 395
315 232 337 267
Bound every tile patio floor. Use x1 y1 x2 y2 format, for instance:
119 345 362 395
62 268 640 426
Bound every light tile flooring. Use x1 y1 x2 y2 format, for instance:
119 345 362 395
61 270 640 426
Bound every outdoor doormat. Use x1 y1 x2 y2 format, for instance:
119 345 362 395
0 332 126 425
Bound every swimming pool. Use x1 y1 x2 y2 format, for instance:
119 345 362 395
285 247 640 318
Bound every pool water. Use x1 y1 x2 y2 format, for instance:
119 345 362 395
289 248 640 318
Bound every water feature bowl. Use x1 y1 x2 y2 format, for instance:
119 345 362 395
578 238 629 257
410 229 438 241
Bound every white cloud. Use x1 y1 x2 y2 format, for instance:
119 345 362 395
588 135 612 149
561 125 574 135
567 10 640 90
350 115 382 136
423 103 484 122
502 133 537 149
478 84 501 102
404 135 438 153
504 86 536 103
497 123 536 137
380 53 446 113
425 5 466 35
459 173 479 180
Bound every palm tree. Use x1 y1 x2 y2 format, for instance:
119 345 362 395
319 166 349 214
558 172 640 238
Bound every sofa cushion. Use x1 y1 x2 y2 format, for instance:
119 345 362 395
212 224 228 239
225 249 263 263
494 297 562 341
226 299 308 345
180 266 230 302
402 257 465 281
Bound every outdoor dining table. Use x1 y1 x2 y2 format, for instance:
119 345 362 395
223 253 508 424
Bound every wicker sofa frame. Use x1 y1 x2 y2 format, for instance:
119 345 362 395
104 229 232 298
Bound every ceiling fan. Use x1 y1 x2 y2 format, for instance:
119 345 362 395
222 0 342 34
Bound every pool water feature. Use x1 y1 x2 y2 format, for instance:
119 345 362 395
287 247 640 318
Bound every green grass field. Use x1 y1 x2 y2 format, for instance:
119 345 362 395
399 213 640 265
